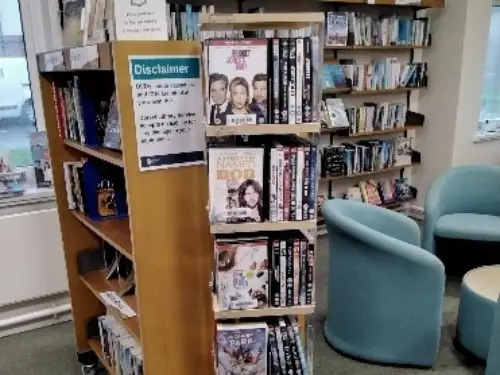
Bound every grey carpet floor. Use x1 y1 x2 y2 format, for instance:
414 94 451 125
0 237 486 375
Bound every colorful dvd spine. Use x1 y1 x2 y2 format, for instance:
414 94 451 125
296 146 304 220
272 38 281 124
283 147 291 221
274 325 287 375
299 239 307 305
308 145 317 220
270 147 278 222
277 145 285 222
290 147 298 221
268 325 283 375
288 316 309 375
303 145 310 220
286 239 294 307
306 241 315 305
279 38 289 124
271 239 281 307
288 37 297 124
293 238 301 306
286 321 303 375
280 240 287 307
303 37 312 123
296 38 304 124
279 318 294 375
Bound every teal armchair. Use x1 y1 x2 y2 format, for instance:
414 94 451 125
423 165 500 254
322 199 445 367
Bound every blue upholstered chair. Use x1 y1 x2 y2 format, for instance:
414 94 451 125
322 199 445 367
423 165 500 254
486 295 500 375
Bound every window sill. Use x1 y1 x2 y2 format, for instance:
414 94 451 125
0 188 56 211
474 132 500 144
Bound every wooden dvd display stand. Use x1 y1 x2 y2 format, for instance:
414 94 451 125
37 41 213 375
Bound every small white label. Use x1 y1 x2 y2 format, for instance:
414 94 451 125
100 291 137 318
43 51 64 71
395 0 421 4
367 0 376 4
70 44 99 69
114 0 168 41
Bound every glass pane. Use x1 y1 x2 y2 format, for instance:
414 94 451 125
0 0 51 199
480 7 500 134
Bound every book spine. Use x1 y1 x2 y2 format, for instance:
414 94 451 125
270 147 278 222
52 82 64 140
306 241 315 305
283 147 291 221
310 36 320 122
279 318 294 375
289 317 309 375
303 37 312 123
296 38 304 124
286 239 294 307
268 325 283 375
303 146 310 220
293 238 301 306
290 147 298 221
288 37 297 124
299 239 307 305
175 5 182 40
287 322 303 375
279 38 289 124
296 146 304 220
271 239 281 307
280 240 287 307
272 38 281 124
275 325 287 375
277 145 284 222
308 145 317 220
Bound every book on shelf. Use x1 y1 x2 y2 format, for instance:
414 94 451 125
322 61 348 89
167 3 217 41
342 177 416 207
215 317 309 375
97 315 143 374
340 59 428 91
30 131 53 188
345 102 407 134
322 98 350 129
214 232 315 311
325 12 431 47
205 35 317 127
320 137 414 178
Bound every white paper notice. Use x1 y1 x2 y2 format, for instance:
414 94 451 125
129 55 205 171
395 0 421 5
70 45 99 69
114 0 168 41
100 291 137 318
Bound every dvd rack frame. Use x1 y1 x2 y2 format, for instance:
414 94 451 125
201 12 324 375
36 41 214 375
318 0 445 233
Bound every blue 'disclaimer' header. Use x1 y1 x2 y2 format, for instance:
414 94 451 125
130 56 200 80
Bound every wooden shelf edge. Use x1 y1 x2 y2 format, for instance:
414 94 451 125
321 125 421 136
206 123 321 137
37 42 113 72
321 164 416 181
325 45 430 50
318 0 444 8
213 294 315 319
324 87 426 96
210 220 317 234
71 211 133 260
200 13 324 30
89 339 115 374
63 140 124 167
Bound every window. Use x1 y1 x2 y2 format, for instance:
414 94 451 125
0 0 54 205
478 5 500 139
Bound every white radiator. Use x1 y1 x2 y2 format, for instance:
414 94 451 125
0 208 68 306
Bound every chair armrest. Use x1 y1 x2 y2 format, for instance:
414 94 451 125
487 296 500 375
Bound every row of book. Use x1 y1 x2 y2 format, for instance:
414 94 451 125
322 98 408 133
52 79 121 150
98 315 143 375
217 317 308 375
103 244 136 296
342 59 428 91
214 232 315 311
320 137 412 178
326 12 431 47
344 178 414 206
63 160 128 221
205 36 318 126
208 141 317 225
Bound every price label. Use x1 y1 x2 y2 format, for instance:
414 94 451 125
367 0 376 4
43 51 64 72
70 44 99 69
395 0 421 4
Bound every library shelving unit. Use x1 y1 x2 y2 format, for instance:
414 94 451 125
317 0 445 233
36 41 214 375
200 11 323 372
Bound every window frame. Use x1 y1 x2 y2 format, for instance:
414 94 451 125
0 0 61 209
476 1 500 143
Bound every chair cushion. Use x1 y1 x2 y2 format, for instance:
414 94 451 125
435 213 500 242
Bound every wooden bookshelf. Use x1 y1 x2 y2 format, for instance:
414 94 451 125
323 87 351 95
71 211 133 260
210 220 317 234
317 0 445 8
38 42 113 72
321 125 420 136
37 41 213 375
88 339 114 374
321 164 415 181
64 140 123 168
200 12 324 30
213 294 315 319
206 123 321 136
